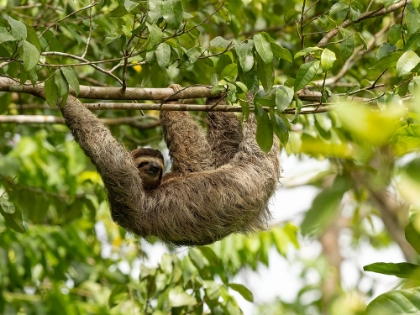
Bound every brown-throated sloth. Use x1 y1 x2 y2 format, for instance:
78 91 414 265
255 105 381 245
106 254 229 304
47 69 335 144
60 88 280 246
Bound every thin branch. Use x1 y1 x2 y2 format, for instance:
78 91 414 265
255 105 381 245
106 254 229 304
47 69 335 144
317 0 410 47
81 3 94 59
41 52 123 85
39 2 99 38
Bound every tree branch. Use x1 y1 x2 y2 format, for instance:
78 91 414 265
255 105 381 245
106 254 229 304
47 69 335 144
0 77 216 100
0 114 160 128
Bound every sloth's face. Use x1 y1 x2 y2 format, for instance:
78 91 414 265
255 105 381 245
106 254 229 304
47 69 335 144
134 156 163 190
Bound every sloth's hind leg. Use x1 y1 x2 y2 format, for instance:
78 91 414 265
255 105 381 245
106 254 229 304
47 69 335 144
160 85 214 175
205 98 242 168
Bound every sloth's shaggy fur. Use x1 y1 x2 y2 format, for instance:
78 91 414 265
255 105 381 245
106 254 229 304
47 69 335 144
61 95 280 246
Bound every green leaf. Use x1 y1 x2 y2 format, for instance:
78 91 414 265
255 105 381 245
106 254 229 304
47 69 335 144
376 43 396 61
370 51 403 70
108 285 128 308
145 23 163 51
336 105 405 146
221 63 238 81
103 36 120 46
366 287 420 315
210 36 231 49
54 70 69 98
189 248 207 269
256 54 274 91
21 40 40 71
228 283 254 302
284 9 300 23
389 24 403 46
349 6 360 21
294 60 320 91
262 35 293 62
404 33 420 52
301 175 350 236
198 247 219 265
184 47 202 66
271 226 293 255
254 90 275 108
339 28 354 60
203 280 222 301
255 110 273 153
0 32 16 43
148 0 162 23
155 42 171 68
294 47 322 60
321 48 336 72
392 123 420 155
270 112 289 145
235 41 254 73
109 5 128 18
398 158 420 207
275 86 294 112
0 197 15 214
25 24 41 51
314 114 332 140
364 262 420 279
235 81 248 94
161 0 184 29
0 200 26 233
254 33 273 65
45 75 59 106
406 4 420 36
169 287 197 307
405 218 420 255
7 16 27 40
61 67 80 96
330 2 348 15
396 51 420 76
271 43 293 63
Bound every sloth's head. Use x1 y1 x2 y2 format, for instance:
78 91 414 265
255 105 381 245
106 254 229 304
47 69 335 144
131 148 164 190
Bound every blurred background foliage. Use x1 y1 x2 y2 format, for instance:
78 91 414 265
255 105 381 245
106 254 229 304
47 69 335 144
1 0 420 314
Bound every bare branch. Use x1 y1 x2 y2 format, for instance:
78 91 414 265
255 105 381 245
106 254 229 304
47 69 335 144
0 77 215 100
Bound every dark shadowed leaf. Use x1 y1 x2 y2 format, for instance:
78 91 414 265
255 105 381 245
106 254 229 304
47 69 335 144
256 110 273 153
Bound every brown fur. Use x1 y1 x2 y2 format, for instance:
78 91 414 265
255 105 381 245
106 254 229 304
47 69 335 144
60 92 280 246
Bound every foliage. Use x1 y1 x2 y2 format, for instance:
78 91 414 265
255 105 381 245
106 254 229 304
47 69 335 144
1 0 420 314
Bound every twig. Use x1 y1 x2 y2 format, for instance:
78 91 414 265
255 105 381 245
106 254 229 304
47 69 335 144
41 52 123 85
39 2 99 38
81 3 94 59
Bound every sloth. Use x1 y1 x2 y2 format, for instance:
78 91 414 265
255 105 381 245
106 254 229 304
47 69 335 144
60 87 280 246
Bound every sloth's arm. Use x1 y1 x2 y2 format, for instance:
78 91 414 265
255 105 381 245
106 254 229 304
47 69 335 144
60 95 144 211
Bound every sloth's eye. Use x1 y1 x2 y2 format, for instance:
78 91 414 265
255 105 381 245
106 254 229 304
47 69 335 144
137 162 148 168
